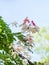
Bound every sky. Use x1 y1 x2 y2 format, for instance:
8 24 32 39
0 0 49 27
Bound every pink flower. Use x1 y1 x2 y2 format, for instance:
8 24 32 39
25 35 33 45
23 17 30 25
31 20 36 26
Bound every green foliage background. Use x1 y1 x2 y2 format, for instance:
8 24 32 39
0 16 24 65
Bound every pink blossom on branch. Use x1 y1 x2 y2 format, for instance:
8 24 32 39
31 20 36 26
23 17 30 25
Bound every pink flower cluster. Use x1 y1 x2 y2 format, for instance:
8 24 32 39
23 17 36 26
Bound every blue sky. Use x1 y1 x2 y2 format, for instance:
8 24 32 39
0 0 49 26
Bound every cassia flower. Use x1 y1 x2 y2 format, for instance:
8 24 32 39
23 17 30 25
31 20 36 26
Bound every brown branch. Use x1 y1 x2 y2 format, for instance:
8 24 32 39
19 53 34 65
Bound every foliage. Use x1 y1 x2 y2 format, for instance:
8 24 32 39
34 62 44 65
13 32 26 43
33 27 49 63
0 16 15 52
0 16 24 65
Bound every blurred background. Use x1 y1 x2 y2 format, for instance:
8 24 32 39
0 0 49 26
